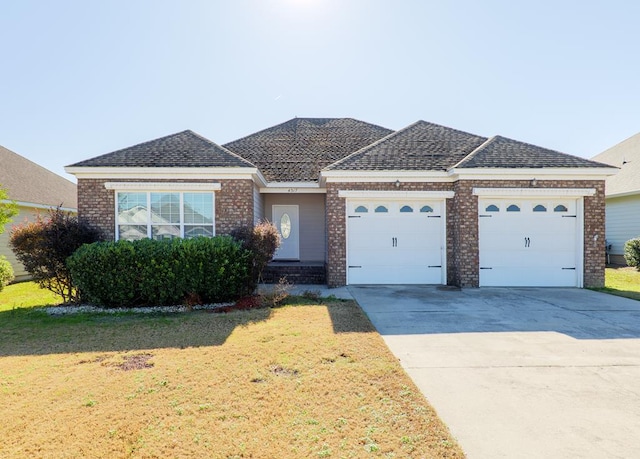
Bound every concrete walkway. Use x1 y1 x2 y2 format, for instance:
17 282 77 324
349 286 640 459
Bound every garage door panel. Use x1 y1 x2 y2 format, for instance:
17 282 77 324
479 198 580 287
347 200 445 285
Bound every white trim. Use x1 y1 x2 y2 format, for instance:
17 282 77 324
105 182 221 191
577 197 585 288
65 166 268 187
339 190 455 199
473 187 596 197
322 170 451 183
451 167 616 180
606 190 640 199
1 200 77 212
260 182 326 194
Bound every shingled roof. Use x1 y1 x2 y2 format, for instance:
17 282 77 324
223 118 393 182
455 135 614 169
324 120 488 172
68 130 254 168
1 145 77 208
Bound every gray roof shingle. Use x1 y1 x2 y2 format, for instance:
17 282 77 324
456 135 616 169
68 130 254 168
223 118 393 182
1 145 77 208
324 120 488 172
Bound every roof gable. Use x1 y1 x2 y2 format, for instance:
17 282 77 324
223 118 393 182
592 132 640 196
324 120 488 172
0 145 77 208
455 135 616 169
68 130 254 168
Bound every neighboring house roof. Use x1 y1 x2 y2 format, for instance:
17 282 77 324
324 120 487 172
592 132 640 197
0 145 77 208
223 118 394 182
68 130 254 168
455 135 613 169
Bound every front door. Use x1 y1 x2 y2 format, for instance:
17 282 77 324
273 205 300 260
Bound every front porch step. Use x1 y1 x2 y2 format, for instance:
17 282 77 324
262 262 326 285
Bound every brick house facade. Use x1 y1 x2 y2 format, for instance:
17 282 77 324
66 118 616 289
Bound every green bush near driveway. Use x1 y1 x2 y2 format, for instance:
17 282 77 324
624 237 640 271
67 236 251 307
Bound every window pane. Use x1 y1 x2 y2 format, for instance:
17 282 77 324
507 204 520 212
375 205 388 213
184 193 213 224
554 204 568 212
118 192 147 224
354 205 368 213
485 204 499 212
118 225 147 241
152 225 180 240
420 205 434 213
400 205 413 213
184 225 214 239
151 193 180 224
533 204 547 212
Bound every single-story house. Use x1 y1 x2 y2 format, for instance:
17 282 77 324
1 145 78 281
65 118 616 288
592 132 640 265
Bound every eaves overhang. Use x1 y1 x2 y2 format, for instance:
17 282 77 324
64 166 268 188
320 170 451 186
449 167 618 181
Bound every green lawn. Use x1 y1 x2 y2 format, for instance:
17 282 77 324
0 281 59 311
595 267 640 301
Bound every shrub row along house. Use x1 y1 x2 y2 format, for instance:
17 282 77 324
65 118 616 288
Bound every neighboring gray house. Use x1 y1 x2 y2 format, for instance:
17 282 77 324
592 133 640 265
66 118 616 288
0 145 77 281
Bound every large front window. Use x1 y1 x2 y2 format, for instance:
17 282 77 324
117 191 214 241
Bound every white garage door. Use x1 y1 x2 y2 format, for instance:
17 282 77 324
478 198 581 287
347 200 445 284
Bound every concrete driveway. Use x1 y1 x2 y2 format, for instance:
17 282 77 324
348 286 640 459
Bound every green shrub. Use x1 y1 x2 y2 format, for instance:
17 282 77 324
231 221 281 293
9 208 103 303
0 256 14 291
67 236 251 307
624 238 640 271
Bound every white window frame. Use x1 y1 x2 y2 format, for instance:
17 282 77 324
105 183 220 241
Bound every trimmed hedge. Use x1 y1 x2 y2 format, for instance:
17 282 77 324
67 236 251 307
624 238 640 271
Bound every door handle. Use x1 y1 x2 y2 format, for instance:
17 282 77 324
391 237 397 247
524 237 531 248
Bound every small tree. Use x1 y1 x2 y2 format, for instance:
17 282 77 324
0 184 18 234
231 221 281 293
624 238 640 271
10 207 103 303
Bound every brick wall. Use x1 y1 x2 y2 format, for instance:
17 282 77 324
326 179 606 289
77 178 254 240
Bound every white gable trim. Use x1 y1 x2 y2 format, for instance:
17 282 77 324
105 182 222 191
260 182 326 194
473 187 596 197
338 190 455 199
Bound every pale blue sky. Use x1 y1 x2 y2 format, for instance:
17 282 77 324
1 0 639 180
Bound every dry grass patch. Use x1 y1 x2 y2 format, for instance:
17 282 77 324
0 301 464 458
